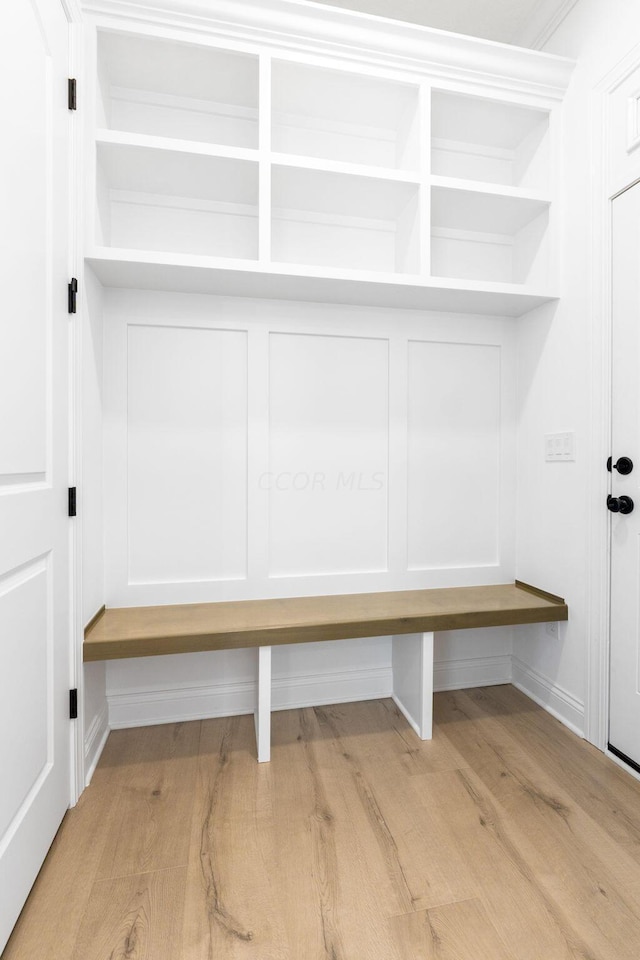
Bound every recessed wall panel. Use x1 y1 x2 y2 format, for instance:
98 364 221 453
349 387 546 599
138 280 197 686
0 0 48 480
0 562 48 841
408 341 500 569
269 333 389 577
127 325 247 583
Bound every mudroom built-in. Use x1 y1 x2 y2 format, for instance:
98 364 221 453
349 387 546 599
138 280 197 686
5 0 640 956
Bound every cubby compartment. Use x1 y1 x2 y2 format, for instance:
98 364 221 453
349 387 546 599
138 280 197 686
431 186 550 286
96 32 259 148
272 60 420 171
431 90 550 190
271 165 421 274
95 142 259 259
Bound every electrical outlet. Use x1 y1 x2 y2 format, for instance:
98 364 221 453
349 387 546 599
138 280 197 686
545 621 558 639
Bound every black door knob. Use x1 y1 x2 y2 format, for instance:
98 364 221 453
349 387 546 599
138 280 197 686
607 456 634 475
608 495 635 514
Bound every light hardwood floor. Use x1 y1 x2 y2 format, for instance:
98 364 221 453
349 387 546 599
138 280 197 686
5 685 640 959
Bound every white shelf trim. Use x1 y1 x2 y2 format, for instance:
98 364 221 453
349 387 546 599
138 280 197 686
86 247 558 318
96 127 260 163
430 174 552 205
270 151 421 185
81 0 575 101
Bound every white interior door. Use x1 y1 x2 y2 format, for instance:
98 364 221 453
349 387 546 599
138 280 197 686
609 180 640 770
0 0 72 950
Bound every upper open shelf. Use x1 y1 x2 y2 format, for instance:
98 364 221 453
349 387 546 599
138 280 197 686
271 60 420 172
96 32 259 149
431 184 551 286
95 140 259 259
431 90 550 190
271 165 420 275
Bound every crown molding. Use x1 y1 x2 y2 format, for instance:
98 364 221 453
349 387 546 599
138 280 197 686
61 0 84 21
81 0 574 101
515 0 580 51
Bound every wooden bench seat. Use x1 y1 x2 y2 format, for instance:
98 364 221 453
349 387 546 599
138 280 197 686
84 581 567 761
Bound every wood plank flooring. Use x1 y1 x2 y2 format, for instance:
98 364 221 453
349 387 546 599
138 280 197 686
5 685 640 960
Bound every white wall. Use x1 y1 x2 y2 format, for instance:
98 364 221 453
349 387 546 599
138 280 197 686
513 0 640 737
99 288 516 727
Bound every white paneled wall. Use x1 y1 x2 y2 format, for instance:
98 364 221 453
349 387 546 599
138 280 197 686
127 324 248 584
407 341 501 570
268 332 389 577
101 289 516 726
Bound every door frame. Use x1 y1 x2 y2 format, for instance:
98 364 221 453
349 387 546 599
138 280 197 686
62 0 84 804
586 44 640 758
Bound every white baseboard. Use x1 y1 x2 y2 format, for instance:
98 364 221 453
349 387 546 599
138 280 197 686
107 655 515 729
108 677 256 729
434 654 512 692
84 703 110 786
101 655 584 748
108 665 394 729
511 654 585 737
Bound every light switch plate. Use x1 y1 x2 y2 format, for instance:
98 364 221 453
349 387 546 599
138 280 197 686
545 432 575 461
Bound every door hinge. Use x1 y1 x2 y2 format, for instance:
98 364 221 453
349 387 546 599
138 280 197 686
69 689 78 720
68 486 77 517
68 278 78 314
68 78 77 111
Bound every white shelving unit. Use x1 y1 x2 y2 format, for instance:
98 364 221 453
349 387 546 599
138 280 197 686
86 24 566 316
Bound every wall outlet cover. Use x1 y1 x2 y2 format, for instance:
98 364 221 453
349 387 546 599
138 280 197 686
545 432 575 461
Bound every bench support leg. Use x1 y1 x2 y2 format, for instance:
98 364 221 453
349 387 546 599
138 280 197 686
254 645 272 762
391 631 434 740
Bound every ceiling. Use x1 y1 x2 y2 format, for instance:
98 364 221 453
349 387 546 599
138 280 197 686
304 0 575 47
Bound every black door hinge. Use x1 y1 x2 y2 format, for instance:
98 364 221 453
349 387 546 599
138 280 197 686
70 689 78 720
68 78 77 110
68 278 78 314
68 487 77 517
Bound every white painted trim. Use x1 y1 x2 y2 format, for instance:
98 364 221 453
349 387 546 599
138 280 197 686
272 665 392 710
515 0 580 52
106 654 515 729
511 654 584 737
107 665 392 727
585 80 612 751
83 704 109 785
606 748 640 785
61 0 84 21
67 1 87 808
585 45 640 752
109 677 257 728
80 0 574 101
434 653 512 691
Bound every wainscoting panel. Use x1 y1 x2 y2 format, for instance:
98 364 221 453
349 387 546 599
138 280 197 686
407 340 501 571
268 332 389 577
126 323 248 585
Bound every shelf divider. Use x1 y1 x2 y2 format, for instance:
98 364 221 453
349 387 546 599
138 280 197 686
419 82 432 279
259 54 272 265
